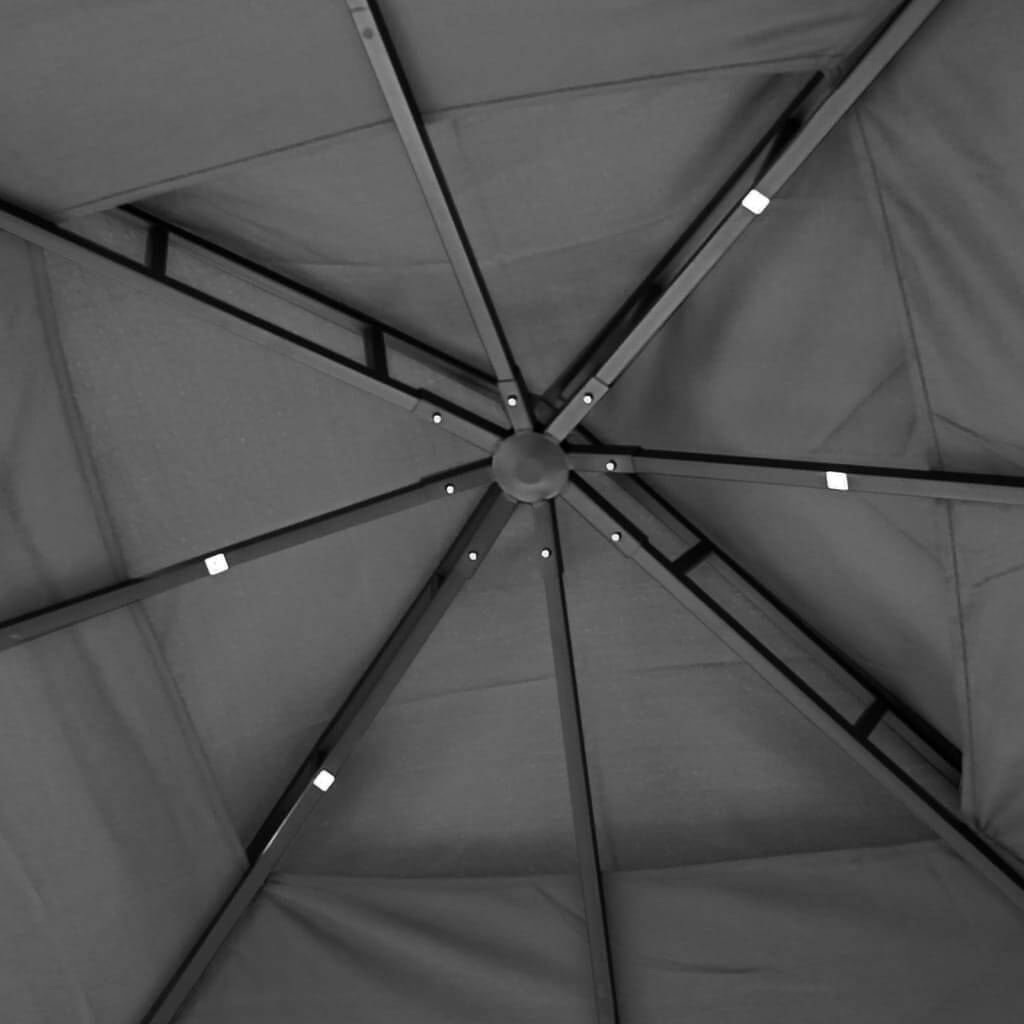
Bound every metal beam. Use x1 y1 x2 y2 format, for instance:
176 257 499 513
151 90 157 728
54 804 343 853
545 0 945 441
534 502 619 1024
0 196 505 452
563 475 1024 913
347 0 534 430
567 446 1024 505
539 72 825 416
141 486 515 1024
602 468 961 771
0 461 492 653
124 205 503 410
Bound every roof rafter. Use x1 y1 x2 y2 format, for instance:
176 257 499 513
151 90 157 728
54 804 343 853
124 205 503 410
600 468 961 771
0 197 506 453
141 486 516 1024
0 460 491 653
347 0 535 430
539 71 825 417
534 502 619 1024
562 475 1024 914
545 0 946 441
567 445 1024 505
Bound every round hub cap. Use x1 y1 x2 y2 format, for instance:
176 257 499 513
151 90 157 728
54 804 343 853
491 432 569 502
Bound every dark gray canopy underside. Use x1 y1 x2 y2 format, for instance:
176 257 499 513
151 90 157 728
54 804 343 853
2 1 1024 1021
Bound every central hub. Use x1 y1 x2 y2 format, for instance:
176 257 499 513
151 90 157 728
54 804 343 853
491 432 569 502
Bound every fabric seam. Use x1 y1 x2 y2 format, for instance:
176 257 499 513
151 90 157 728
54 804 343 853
851 110 979 820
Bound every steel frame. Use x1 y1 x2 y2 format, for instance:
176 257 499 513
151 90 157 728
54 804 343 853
561 475 1024 913
545 0 945 441
141 487 515 1024
346 0 534 430
566 446 1024 505
6 1 1021 1022
535 503 619 1024
0 461 491 653
0 198 507 453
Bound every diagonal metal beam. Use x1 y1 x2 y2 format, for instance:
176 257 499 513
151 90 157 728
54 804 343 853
0 461 492 654
534 502 619 1024
545 0 946 441
566 446 1024 505
141 486 515 1024
346 0 534 430
0 196 505 452
562 475 1024 913
539 72 825 417
124 205 503 409
600 467 961 771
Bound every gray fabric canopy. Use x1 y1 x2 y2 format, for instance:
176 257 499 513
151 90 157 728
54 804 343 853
2 1 1024 1022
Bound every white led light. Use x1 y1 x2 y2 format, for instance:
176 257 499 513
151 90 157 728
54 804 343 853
204 553 229 576
605 460 617 472
742 189 771 215
582 393 594 405
826 471 850 492
431 412 443 424
610 531 622 543
468 550 479 561
445 483 456 495
313 770 335 792
540 548 552 559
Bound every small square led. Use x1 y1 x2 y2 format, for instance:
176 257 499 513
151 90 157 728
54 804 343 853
204 553 229 576
742 189 771 215
826 471 849 491
313 770 335 792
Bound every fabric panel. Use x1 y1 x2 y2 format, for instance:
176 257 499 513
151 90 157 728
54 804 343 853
44 249 479 573
428 71 803 392
144 490 483 842
595 119 934 466
947 503 1024 857
0 233 115 618
558 501 927 872
145 124 486 370
0 0 386 213
646 479 965 744
179 873 594 1024
0 614 243 1024
283 505 578 877
608 841 1024 1023
383 0 899 110
180 843 1024 1024
858 0 1024 475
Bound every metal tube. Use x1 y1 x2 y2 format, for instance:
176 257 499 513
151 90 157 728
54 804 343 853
535 502 619 1024
141 487 515 1024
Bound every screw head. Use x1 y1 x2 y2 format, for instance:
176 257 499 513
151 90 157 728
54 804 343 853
468 551 479 562
506 395 518 407
444 483 456 495
431 412 443 424
610 531 622 543
605 460 617 471
540 548 552 559
582 393 594 405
